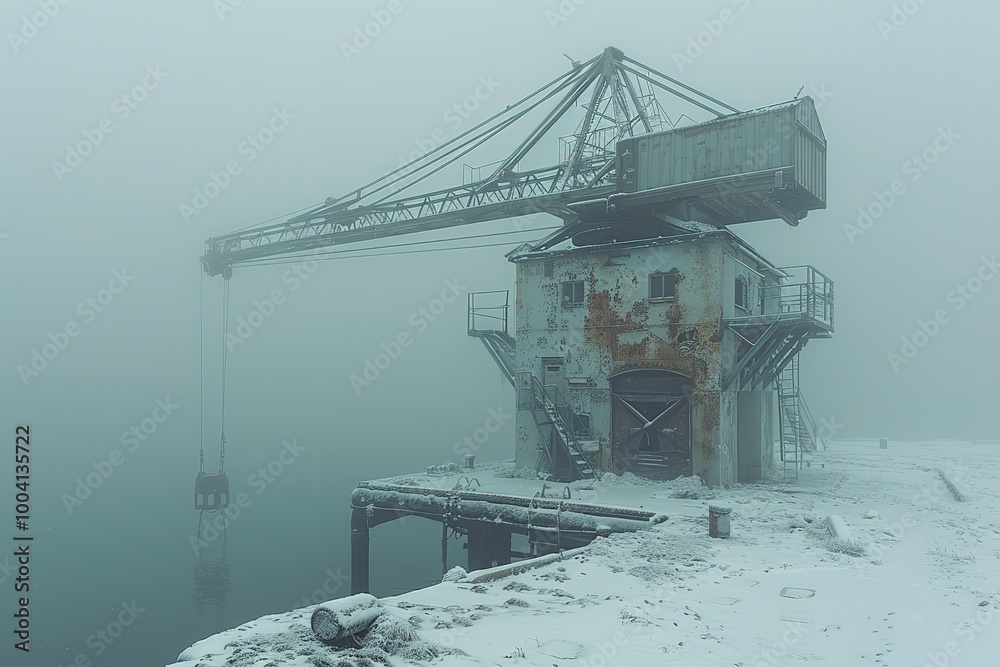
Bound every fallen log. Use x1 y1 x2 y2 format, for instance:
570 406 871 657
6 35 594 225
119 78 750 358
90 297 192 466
310 593 383 645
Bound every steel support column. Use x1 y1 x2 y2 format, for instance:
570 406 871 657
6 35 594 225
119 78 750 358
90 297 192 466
350 507 370 595
467 524 513 571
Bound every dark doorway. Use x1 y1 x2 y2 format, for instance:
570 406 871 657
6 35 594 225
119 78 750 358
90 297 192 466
611 369 692 479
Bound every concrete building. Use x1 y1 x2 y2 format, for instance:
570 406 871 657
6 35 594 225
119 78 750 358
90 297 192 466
470 224 833 487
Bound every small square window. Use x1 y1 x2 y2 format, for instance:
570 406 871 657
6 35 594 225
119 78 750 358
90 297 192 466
649 273 676 300
735 276 749 311
561 280 585 306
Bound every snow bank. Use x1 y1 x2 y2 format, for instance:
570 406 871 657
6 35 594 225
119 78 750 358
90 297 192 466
171 440 1000 667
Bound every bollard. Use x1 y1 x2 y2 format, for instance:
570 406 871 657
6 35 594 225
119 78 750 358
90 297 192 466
464 454 475 469
879 438 888 450
708 505 732 539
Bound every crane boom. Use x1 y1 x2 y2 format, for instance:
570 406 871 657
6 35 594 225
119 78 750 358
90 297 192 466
202 165 616 276
201 47 738 277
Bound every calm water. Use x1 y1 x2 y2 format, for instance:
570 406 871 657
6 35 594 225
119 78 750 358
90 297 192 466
18 448 470 667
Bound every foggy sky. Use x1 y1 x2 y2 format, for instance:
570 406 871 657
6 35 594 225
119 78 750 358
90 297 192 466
3 0 999 510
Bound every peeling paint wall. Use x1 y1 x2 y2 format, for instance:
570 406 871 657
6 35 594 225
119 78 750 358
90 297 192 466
511 234 785 486
514 237 720 477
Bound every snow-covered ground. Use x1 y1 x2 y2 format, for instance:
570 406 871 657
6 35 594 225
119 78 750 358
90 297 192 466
169 439 1000 666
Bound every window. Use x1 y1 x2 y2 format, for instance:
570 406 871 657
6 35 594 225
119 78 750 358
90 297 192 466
543 260 554 277
561 280 585 306
735 275 748 311
649 272 676 300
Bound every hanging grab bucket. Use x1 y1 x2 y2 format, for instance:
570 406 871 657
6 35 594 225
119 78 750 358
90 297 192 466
195 473 230 510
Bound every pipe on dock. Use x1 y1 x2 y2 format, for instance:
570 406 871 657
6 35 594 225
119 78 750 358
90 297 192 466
310 593 382 645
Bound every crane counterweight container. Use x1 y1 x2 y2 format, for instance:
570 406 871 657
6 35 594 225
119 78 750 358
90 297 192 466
614 96 827 226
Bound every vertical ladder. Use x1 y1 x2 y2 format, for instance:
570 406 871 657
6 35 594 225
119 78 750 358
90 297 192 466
777 355 804 481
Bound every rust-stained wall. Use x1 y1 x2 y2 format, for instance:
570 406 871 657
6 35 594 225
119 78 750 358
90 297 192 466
510 233 781 486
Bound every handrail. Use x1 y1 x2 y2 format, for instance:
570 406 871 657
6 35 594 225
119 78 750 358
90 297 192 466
468 290 510 336
529 375 597 480
733 264 835 329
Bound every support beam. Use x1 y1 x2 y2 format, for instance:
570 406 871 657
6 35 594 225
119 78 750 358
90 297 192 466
350 507 370 595
467 524 513 571
441 523 449 575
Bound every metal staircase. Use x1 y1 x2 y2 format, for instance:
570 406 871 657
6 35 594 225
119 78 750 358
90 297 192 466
467 291 516 386
797 387 823 451
467 290 596 482
528 374 598 482
473 331 516 387
724 265 834 392
722 266 832 482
